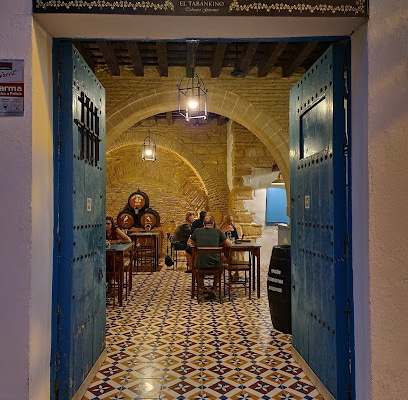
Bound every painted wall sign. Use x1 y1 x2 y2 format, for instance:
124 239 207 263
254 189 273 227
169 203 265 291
33 0 368 17
0 60 24 117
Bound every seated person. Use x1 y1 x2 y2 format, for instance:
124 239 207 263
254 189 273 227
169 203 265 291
172 211 196 271
184 210 207 270
219 214 239 241
187 215 231 290
106 216 132 246
191 210 207 234
171 211 195 250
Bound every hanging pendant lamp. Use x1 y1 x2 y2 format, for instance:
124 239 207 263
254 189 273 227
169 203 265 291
177 40 208 122
142 129 156 161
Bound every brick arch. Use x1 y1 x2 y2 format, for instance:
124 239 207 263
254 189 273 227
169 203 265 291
106 84 290 190
108 141 220 211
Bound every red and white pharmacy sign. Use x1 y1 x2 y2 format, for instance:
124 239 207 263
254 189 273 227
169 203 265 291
0 60 24 116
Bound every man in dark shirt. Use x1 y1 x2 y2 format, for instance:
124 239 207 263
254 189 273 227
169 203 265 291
172 211 195 250
187 215 231 288
171 211 195 272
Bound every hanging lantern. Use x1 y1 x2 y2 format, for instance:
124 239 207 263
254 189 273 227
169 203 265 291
142 129 156 162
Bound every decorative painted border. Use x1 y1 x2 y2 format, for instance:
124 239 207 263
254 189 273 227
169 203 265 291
229 0 366 14
33 0 368 16
34 0 175 13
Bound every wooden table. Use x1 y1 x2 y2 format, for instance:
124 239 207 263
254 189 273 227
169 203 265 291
230 242 261 298
130 232 160 272
191 242 262 298
107 242 134 306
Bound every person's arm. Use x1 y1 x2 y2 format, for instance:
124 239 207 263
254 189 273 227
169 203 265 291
221 224 233 233
116 228 132 243
187 237 196 246
220 231 231 247
187 231 197 246
220 234 231 263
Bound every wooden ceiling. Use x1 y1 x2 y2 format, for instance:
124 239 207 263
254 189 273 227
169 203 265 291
74 39 334 78
73 39 335 123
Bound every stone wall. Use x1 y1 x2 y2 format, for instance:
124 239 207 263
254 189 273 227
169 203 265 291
97 66 302 249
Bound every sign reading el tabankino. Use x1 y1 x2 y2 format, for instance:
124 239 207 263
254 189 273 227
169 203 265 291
33 0 368 17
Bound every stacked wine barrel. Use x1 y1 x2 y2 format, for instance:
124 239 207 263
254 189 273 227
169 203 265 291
116 189 161 230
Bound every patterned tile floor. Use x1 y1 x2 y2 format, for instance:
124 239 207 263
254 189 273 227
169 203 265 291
82 262 323 400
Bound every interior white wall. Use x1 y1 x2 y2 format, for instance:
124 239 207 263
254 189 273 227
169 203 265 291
367 1 408 399
30 22 54 400
351 23 370 400
0 1 34 399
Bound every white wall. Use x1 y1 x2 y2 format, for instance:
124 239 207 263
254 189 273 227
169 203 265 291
0 2 54 400
367 1 408 399
351 22 371 400
0 1 34 399
31 23 54 400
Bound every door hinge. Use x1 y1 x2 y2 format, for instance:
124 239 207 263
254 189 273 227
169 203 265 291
343 231 349 255
54 376 59 398
345 299 351 315
348 379 352 400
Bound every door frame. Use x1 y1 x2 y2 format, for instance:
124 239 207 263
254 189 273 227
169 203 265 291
37 16 361 398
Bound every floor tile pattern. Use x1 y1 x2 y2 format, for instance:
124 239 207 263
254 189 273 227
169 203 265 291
83 263 323 400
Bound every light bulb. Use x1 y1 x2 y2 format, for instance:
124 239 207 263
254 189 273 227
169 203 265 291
187 98 198 110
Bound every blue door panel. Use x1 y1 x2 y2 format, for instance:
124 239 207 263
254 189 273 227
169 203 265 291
52 43 106 400
290 43 353 399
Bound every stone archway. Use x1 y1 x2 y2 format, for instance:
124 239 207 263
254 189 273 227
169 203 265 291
106 85 290 187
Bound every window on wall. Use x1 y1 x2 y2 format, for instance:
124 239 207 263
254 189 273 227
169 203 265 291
266 187 289 225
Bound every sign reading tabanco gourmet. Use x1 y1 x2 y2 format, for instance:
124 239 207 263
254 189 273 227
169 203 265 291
33 0 368 17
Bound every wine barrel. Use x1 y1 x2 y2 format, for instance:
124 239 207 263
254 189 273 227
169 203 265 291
128 190 149 213
267 245 291 334
116 211 136 230
139 208 160 229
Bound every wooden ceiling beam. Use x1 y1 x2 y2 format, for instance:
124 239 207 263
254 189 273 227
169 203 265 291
166 112 173 125
156 42 168 77
73 42 97 71
258 42 288 77
185 40 199 77
210 42 228 78
282 41 318 77
98 42 120 76
126 42 144 76
217 115 229 125
239 42 259 74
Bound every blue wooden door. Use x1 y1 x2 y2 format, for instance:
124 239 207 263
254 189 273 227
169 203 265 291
290 43 354 399
51 43 106 400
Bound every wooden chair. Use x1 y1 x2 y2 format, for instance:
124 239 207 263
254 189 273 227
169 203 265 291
193 246 224 303
123 243 135 298
170 240 188 270
224 247 252 300
106 249 119 308
134 235 157 273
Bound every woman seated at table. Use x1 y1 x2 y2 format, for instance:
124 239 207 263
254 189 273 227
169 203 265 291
106 216 132 246
219 214 239 242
